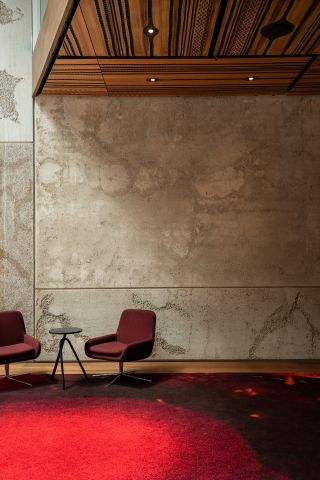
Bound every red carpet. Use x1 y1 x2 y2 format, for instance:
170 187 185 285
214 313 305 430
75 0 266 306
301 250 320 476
1 373 319 479
2 397 286 480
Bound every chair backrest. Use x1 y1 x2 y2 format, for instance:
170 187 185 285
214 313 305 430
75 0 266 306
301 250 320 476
0 311 26 347
117 309 156 344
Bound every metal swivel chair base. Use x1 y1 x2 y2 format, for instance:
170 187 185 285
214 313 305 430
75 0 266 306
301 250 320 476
93 362 152 387
1 364 32 387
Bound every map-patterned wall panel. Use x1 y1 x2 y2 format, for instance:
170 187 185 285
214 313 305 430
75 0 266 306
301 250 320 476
0 0 32 141
0 143 34 332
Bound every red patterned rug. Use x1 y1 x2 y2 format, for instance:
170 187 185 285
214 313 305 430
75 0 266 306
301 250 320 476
1 373 319 479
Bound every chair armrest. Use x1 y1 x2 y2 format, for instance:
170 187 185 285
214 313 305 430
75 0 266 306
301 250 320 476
85 333 117 347
24 334 41 356
121 337 154 361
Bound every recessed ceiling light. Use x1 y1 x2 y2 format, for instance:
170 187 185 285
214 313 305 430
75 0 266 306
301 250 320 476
143 24 159 37
147 77 159 83
248 76 255 81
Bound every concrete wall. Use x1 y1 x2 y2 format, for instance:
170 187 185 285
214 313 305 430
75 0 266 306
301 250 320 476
0 0 33 332
0 4 318 362
35 95 320 360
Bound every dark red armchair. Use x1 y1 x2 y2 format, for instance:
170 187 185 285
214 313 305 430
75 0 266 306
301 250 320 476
85 309 156 386
0 311 41 386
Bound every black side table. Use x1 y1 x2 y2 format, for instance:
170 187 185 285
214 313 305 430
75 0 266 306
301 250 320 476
50 327 88 389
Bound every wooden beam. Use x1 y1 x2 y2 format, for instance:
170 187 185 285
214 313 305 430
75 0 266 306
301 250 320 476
32 0 79 96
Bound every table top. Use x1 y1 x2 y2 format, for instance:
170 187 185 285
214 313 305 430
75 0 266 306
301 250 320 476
49 327 82 335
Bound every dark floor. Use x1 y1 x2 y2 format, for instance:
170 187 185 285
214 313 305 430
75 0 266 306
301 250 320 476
1 372 319 480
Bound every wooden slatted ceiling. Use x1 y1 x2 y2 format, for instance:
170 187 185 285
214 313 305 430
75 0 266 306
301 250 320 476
41 59 107 95
59 6 95 56
59 0 320 58
42 56 310 96
41 0 320 96
215 0 320 56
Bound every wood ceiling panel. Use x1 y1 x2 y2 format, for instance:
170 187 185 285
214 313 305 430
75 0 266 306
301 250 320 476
156 0 222 57
126 0 148 56
98 56 308 73
99 57 309 95
214 0 276 56
58 0 320 59
72 0 222 57
42 58 108 95
290 57 320 94
59 6 96 56
79 0 147 56
78 0 113 56
106 86 287 96
152 0 170 57
39 0 320 96
214 0 320 56
267 0 320 55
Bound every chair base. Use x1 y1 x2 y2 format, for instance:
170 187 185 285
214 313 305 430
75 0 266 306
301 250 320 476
92 365 152 387
1 375 32 387
1 364 32 387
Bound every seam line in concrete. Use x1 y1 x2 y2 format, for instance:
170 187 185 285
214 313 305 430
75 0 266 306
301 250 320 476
35 286 320 290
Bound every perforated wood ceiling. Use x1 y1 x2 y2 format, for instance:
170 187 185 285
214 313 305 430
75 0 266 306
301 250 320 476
39 0 320 96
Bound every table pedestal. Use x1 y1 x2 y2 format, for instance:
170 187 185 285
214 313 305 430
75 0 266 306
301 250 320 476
51 333 88 389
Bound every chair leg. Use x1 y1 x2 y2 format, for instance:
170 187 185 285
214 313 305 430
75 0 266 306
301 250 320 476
106 374 122 387
92 362 123 379
2 364 32 387
6 376 32 387
123 373 152 383
122 362 151 383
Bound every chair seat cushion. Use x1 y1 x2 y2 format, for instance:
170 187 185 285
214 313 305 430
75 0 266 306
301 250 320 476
88 341 126 357
0 342 35 361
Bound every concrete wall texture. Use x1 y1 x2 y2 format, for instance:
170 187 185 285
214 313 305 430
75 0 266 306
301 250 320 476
35 95 320 360
0 0 33 333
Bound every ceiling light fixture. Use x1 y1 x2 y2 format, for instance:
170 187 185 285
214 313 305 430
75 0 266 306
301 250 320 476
143 24 159 38
248 76 255 81
260 14 295 55
147 77 159 83
261 17 295 41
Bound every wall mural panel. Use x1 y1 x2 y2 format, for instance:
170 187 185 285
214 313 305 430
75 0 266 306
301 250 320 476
0 0 32 141
35 288 320 361
0 143 34 332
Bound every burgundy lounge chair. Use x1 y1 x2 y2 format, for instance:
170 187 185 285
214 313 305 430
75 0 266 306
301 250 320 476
0 310 41 386
85 309 156 386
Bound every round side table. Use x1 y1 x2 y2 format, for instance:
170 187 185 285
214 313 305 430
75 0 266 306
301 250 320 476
50 327 88 389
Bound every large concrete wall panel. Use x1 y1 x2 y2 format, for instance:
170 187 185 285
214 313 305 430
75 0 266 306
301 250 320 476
35 288 320 361
35 95 320 359
36 96 320 289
